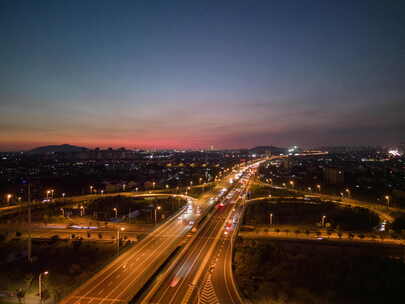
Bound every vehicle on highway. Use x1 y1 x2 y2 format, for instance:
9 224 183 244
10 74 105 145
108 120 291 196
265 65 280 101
170 276 181 287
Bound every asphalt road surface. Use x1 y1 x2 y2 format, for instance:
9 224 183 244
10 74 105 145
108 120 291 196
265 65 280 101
145 163 261 304
59 170 247 304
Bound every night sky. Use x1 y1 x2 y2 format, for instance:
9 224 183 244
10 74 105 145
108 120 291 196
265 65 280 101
1 0 404 151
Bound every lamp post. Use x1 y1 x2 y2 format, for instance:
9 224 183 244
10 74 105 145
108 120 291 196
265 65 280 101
345 188 351 198
101 190 104 195
90 185 93 194
122 184 126 192
116 227 125 255
321 215 326 227
46 190 51 200
60 208 64 217
289 181 294 189
154 206 161 225
39 271 48 300
307 187 312 192
62 192 66 198
317 184 321 193
6 194 12 204
269 213 273 225
113 208 118 218
152 182 156 189
385 195 390 208
80 205 84 216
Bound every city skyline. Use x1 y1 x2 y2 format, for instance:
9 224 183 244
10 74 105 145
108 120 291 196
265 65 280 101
1 0 404 151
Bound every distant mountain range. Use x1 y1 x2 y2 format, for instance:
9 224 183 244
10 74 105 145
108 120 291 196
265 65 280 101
27 144 89 154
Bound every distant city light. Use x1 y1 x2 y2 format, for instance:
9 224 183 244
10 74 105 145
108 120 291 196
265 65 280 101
388 149 401 157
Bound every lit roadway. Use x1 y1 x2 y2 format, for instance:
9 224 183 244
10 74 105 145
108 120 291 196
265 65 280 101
59 173 243 304
143 162 262 304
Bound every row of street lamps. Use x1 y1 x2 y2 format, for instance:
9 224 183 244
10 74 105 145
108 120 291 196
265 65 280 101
268 213 327 227
274 179 392 208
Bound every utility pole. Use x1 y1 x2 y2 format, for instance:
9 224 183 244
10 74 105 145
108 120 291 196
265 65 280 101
27 183 32 263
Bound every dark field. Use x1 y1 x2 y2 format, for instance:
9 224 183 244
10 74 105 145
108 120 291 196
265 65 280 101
234 238 405 304
244 200 380 232
0 238 125 302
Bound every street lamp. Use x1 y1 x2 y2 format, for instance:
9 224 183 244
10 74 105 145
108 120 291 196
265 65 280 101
154 206 161 225
90 185 93 193
101 190 104 195
80 205 85 216
385 195 390 208
60 208 64 217
62 193 66 198
117 227 125 255
46 190 51 200
122 184 126 192
282 182 286 188
190 181 193 186
135 187 138 192
340 192 344 198
345 188 351 198
321 215 326 227
289 181 294 188
316 184 321 192
307 187 312 192
166 184 169 189
39 271 48 300
6 194 12 204
269 213 273 225
113 208 118 218
152 182 156 189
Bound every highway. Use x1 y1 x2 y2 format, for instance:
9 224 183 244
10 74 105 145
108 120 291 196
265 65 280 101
59 172 244 304
143 162 261 304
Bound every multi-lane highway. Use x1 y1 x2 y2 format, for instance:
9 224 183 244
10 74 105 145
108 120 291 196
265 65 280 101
143 162 261 304
59 169 247 304
197 164 260 304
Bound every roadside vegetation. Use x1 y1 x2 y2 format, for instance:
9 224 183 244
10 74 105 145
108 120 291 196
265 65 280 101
0 237 123 303
249 183 298 199
234 238 405 304
244 200 380 232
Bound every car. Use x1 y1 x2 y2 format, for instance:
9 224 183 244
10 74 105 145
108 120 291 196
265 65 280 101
170 276 181 287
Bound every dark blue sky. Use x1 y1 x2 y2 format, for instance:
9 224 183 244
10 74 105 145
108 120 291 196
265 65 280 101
0 0 404 150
